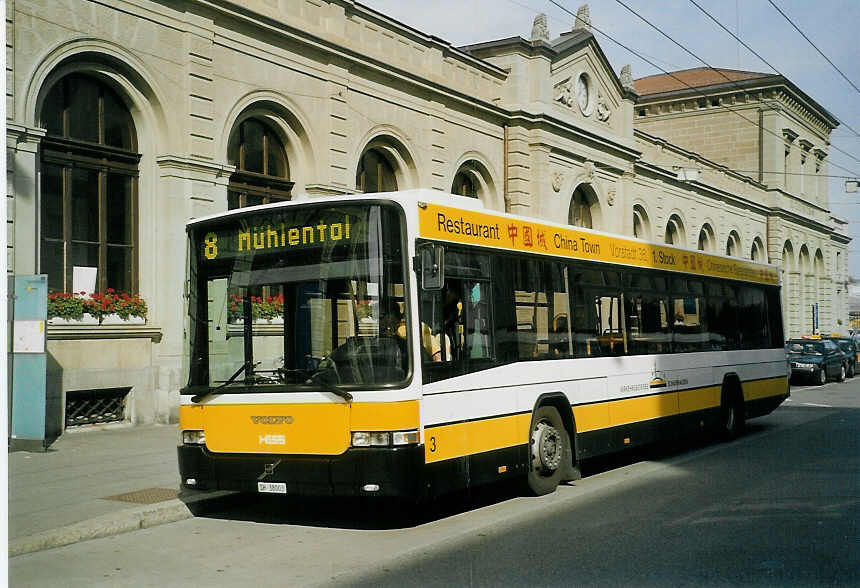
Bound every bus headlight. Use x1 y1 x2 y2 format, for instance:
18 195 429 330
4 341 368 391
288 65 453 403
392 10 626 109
352 432 389 446
392 430 420 445
182 430 206 445
351 430 419 447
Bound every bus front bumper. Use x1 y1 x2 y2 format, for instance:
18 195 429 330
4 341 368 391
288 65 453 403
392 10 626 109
177 444 425 497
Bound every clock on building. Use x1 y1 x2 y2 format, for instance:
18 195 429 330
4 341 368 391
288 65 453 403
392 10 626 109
576 73 591 115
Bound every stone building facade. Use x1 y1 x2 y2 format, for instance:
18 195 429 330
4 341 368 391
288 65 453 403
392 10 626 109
6 0 849 428
634 68 851 337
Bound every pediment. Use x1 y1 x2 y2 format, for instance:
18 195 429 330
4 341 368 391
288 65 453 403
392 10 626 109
549 34 629 126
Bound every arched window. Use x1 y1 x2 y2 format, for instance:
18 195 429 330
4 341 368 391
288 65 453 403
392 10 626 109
451 159 496 202
697 224 715 252
632 205 650 240
227 118 292 209
664 214 685 246
726 231 741 257
750 238 765 262
356 148 397 193
39 73 140 293
569 185 598 229
452 170 478 198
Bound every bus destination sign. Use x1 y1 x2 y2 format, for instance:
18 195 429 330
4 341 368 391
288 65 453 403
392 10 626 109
200 211 356 262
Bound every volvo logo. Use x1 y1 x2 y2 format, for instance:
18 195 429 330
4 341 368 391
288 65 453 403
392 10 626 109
250 416 294 425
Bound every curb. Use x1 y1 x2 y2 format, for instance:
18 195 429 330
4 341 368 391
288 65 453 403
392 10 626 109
9 490 241 557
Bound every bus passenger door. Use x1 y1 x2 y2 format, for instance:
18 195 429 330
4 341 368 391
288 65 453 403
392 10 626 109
420 277 493 383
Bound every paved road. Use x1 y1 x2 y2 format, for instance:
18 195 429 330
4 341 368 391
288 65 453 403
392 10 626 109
11 378 859 587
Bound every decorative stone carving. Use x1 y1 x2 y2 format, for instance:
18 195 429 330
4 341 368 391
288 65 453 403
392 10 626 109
531 13 549 43
573 4 591 32
551 171 564 192
607 187 616 206
554 78 574 108
582 161 595 184
596 90 611 122
620 64 635 93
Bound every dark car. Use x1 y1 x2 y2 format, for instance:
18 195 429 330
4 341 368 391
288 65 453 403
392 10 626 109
786 338 846 385
824 335 857 378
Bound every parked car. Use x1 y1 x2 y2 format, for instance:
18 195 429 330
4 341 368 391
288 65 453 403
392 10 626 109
786 338 846 385
823 335 857 378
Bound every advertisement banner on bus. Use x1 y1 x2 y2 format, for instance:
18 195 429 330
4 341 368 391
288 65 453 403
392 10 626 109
418 203 778 285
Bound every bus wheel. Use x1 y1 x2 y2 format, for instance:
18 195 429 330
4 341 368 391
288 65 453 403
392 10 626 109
718 392 745 441
527 406 567 495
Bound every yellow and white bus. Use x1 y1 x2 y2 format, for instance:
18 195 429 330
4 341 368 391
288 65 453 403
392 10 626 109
179 189 788 497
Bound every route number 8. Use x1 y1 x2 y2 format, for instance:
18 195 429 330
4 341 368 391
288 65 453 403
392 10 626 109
204 232 218 260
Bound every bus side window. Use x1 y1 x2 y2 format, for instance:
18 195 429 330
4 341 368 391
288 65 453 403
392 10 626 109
671 277 706 353
625 294 669 355
464 280 492 361
595 294 624 356
570 280 597 357
419 288 447 363
549 264 572 359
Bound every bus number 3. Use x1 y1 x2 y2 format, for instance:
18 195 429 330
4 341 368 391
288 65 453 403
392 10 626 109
429 436 437 452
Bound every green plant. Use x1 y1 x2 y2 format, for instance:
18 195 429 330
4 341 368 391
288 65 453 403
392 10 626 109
254 295 284 320
48 290 148 322
114 293 148 320
47 292 84 320
83 290 118 321
227 293 283 322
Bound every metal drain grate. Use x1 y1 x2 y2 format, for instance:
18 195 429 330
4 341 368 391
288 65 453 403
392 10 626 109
102 487 179 505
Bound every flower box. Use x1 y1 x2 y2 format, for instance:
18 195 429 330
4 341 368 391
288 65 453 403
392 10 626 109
47 313 98 325
48 290 148 325
100 313 124 325
101 314 146 325
228 293 284 324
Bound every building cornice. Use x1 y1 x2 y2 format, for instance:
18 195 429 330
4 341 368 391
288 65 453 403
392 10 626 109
635 75 838 134
195 0 512 125
507 110 641 162
634 160 771 217
204 0 508 78
634 129 767 189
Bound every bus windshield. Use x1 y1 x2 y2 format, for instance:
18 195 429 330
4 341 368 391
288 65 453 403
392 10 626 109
186 202 410 393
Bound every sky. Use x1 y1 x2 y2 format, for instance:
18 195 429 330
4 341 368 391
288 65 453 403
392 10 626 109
359 0 860 279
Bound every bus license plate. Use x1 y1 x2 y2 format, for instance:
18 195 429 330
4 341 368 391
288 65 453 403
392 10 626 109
257 482 287 494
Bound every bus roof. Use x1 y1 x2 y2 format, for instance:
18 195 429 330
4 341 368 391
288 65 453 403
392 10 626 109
187 189 780 286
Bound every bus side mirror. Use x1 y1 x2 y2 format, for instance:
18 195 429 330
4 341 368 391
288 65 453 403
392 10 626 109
419 244 444 290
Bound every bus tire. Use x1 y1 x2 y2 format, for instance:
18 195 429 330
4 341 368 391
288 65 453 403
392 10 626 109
718 388 745 441
527 406 567 496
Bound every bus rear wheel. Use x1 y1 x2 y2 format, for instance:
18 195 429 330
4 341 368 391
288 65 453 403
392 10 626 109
527 406 568 496
718 391 745 441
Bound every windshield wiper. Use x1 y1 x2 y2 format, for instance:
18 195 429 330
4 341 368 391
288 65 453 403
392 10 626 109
306 372 353 402
305 358 352 402
192 360 260 403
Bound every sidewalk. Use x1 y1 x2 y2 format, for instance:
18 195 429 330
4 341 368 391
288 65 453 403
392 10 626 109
8 423 235 556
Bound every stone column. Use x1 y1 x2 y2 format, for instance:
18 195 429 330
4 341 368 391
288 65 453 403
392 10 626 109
505 126 533 216
151 156 234 423
788 270 801 337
